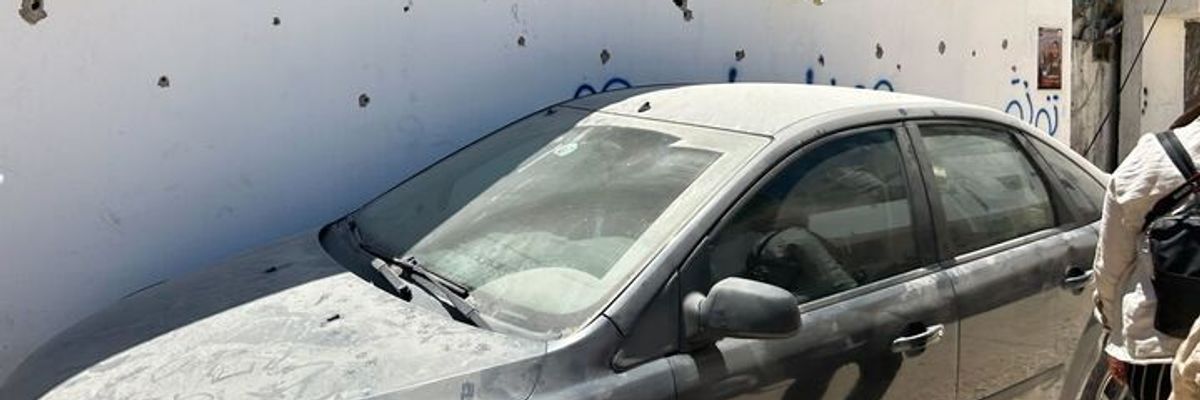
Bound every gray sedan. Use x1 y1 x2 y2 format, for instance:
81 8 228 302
2 84 1107 400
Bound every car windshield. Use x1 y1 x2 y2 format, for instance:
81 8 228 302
350 107 765 336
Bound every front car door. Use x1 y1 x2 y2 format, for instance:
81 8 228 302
669 125 959 400
909 122 1097 400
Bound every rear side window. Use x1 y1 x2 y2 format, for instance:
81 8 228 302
920 125 1056 255
1026 137 1104 222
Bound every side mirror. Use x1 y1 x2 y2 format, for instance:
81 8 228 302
685 277 801 340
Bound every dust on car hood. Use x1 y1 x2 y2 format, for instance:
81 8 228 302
0 232 546 400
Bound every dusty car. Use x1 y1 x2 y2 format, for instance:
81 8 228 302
1 84 1108 400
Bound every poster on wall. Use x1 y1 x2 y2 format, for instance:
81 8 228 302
1038 28 1063 89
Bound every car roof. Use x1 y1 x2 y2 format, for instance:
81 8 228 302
562 83 977 137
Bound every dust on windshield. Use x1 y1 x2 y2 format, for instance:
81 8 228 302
351 107 765 336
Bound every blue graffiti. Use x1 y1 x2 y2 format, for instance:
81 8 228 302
574 77 633 99
578 57 896 100
804 68 895 92
728 66 895 92
1004 78 1060 136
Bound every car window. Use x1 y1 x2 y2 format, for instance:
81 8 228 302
693 129 921 303
920 125 1056 255
351 108 767 336
1026 137 1104 222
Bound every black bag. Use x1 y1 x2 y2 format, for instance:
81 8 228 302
1144 130 1200 338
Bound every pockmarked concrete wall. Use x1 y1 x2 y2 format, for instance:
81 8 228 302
0 0 1070 381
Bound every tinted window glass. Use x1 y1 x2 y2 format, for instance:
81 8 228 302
696 129 921 303
921 125 1055 255
1027 137 1104 221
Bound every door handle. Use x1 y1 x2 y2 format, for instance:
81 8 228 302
891 324 945 354
1063 267 1095 292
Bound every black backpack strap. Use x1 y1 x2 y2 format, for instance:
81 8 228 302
1145 130 1200 229
1157 130 1199 181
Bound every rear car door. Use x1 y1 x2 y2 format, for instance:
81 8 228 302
1021 134 1106 395
669 125 960 400
910 122 1093 400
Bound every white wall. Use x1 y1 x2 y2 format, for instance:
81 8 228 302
1119 0 1196 159
0 0 1070 382
1141 16 1186 134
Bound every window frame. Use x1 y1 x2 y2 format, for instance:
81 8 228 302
1020 133 1105 225
676 122 941 314
907 119 1077 264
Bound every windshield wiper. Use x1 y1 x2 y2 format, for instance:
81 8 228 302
346 219 487 328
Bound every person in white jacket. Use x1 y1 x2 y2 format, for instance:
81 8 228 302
1095 106 1200 400
1172 318 1200 399
1167 105 1200 400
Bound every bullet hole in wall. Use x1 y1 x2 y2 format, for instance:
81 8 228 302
1011 65 1018 73
157 76 171 88
600 49 611 65
403 5 411 12
818 54 826 66
1143 88 1151 114
896 64 902 71
971 50 977 57
875 44 884 59
1002 38 1009 50
672 0 694 22
938 41 947 55
272 16 281 26
517 35 526 47
19 0 47 25
735 49 746 61
359 93 371 108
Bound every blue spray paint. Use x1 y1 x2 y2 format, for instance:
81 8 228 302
1003 77 1060 136
601 78 632 92
575 58 897 100
574 77 633 99
804 67 894 92
573 84 598 99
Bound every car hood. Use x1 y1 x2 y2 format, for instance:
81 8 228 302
1 231 546 400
